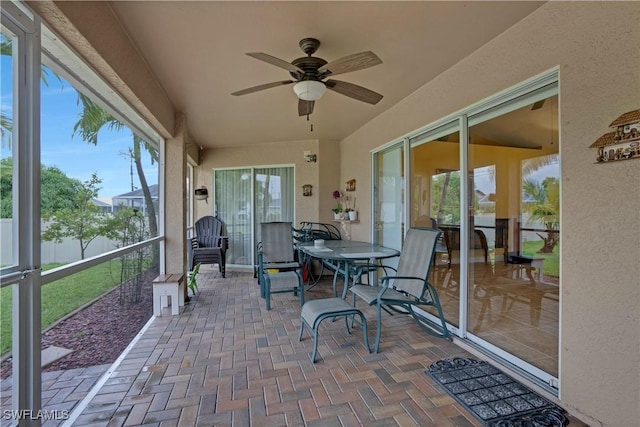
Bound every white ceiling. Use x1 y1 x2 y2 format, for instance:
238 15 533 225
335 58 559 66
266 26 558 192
108 1 545 149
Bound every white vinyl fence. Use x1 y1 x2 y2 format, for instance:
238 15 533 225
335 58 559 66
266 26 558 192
1 219 124 266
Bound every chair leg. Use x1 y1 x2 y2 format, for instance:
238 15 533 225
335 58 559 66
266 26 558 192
359 312 371 353
311 327 319 363
298 320 305 342
265 278 271 311
374 303 383 353
343 315 352 335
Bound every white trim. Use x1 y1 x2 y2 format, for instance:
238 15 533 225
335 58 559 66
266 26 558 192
458 114 469 337
61 315 158 427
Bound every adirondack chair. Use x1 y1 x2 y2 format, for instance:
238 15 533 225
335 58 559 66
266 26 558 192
189 216 228 277
257 222 304 310
349 227 451 353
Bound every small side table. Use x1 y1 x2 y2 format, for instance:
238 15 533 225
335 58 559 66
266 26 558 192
152 273 185 316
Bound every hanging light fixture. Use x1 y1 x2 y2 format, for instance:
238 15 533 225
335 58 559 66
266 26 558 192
293 80 326 101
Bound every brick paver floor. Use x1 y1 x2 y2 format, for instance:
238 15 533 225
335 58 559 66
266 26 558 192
3 268 589 426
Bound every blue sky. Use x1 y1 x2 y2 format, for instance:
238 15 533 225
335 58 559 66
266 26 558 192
2 56 157 199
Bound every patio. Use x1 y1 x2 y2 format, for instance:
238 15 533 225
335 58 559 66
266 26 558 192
2 267 588 426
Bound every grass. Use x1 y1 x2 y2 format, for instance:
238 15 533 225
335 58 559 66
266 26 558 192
521 240 559 277
0 260 123 356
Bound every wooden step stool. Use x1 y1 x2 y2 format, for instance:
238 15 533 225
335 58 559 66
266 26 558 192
152 273 185 316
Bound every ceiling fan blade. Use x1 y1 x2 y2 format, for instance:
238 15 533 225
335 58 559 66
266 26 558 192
231 80 294 96
298 99 314 116
325 79 383 105
246 52 304 73
318 51 382 77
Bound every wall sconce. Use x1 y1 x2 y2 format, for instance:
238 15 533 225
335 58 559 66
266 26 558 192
194 186 209 203
302 184 312 196
303 150 317 163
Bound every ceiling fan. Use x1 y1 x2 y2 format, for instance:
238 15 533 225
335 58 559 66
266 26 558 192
231 37 383 117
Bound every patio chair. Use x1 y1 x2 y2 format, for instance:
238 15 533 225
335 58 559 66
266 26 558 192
440 226 488 267
257 222 304 310
189 216 228 277
349 227 451 353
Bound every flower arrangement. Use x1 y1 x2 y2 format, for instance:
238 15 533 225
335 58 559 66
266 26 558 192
332 190 344 214
332 190 356 215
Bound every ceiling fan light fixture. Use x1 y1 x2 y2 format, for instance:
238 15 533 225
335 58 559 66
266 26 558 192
293 80 326 101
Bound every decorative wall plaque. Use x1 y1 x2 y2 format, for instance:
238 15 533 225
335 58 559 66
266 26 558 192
590 109 640 163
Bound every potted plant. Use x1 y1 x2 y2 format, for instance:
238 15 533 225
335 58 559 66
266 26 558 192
188 263 201 296
332 190 344 219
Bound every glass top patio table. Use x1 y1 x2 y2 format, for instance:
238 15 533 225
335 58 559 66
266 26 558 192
298 240 400 297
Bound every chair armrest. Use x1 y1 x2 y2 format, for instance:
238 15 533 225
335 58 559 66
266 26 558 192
190 237 199 249
220 236 229 250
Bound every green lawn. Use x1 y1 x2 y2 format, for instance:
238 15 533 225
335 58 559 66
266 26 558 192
0 260 122 356
521 240 559 277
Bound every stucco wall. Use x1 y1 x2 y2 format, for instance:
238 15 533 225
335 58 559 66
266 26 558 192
194 139 341 227
32 1 639 424
340 2 640 425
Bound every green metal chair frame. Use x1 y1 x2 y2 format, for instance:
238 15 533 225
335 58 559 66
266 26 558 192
257 222 304 310
349 227 451 353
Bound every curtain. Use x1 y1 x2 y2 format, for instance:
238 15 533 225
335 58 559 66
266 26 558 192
214 166 294 266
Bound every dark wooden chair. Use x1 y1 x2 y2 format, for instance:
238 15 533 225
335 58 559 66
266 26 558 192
189 216 228 277
440 226 488 267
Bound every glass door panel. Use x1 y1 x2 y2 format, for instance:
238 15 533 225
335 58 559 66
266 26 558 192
215 169 252 265
373 143 404 255
468 95 560 377
214 167 295 267
410 127 461 327
253 166 294 245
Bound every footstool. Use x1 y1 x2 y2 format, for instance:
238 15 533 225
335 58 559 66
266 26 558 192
298 297 370 363
152 273 185 316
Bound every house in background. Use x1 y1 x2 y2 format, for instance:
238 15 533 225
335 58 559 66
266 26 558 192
112 184 159 215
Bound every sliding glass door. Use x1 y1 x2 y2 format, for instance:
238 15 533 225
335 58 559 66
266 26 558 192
386 71 560 387
214 166 295 268
467 92 560 380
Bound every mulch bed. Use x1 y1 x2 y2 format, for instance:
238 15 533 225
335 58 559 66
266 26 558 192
0 277 154 380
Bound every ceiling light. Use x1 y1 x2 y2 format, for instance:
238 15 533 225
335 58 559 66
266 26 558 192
293 80 326 101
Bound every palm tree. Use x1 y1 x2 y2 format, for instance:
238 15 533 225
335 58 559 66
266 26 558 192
1 35 58 146
522 176 559 253
73 93 159 266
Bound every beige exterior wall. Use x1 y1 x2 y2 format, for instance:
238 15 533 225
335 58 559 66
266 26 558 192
194 140 342 227
31 1 639 425
341 3 640 425
165 114 187 276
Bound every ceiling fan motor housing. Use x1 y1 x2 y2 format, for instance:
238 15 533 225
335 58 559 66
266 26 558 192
290 56 328 81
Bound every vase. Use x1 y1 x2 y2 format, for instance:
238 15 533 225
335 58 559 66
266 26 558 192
334 212 342 220
348 211 358 221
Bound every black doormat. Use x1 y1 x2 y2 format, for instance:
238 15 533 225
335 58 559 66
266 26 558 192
426 358 569 427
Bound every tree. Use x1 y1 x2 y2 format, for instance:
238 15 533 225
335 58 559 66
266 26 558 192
431 171 461 224
73 94 159 267
41 173 109 259
0 158 82 218
1 34 58 146
522 176 559 253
